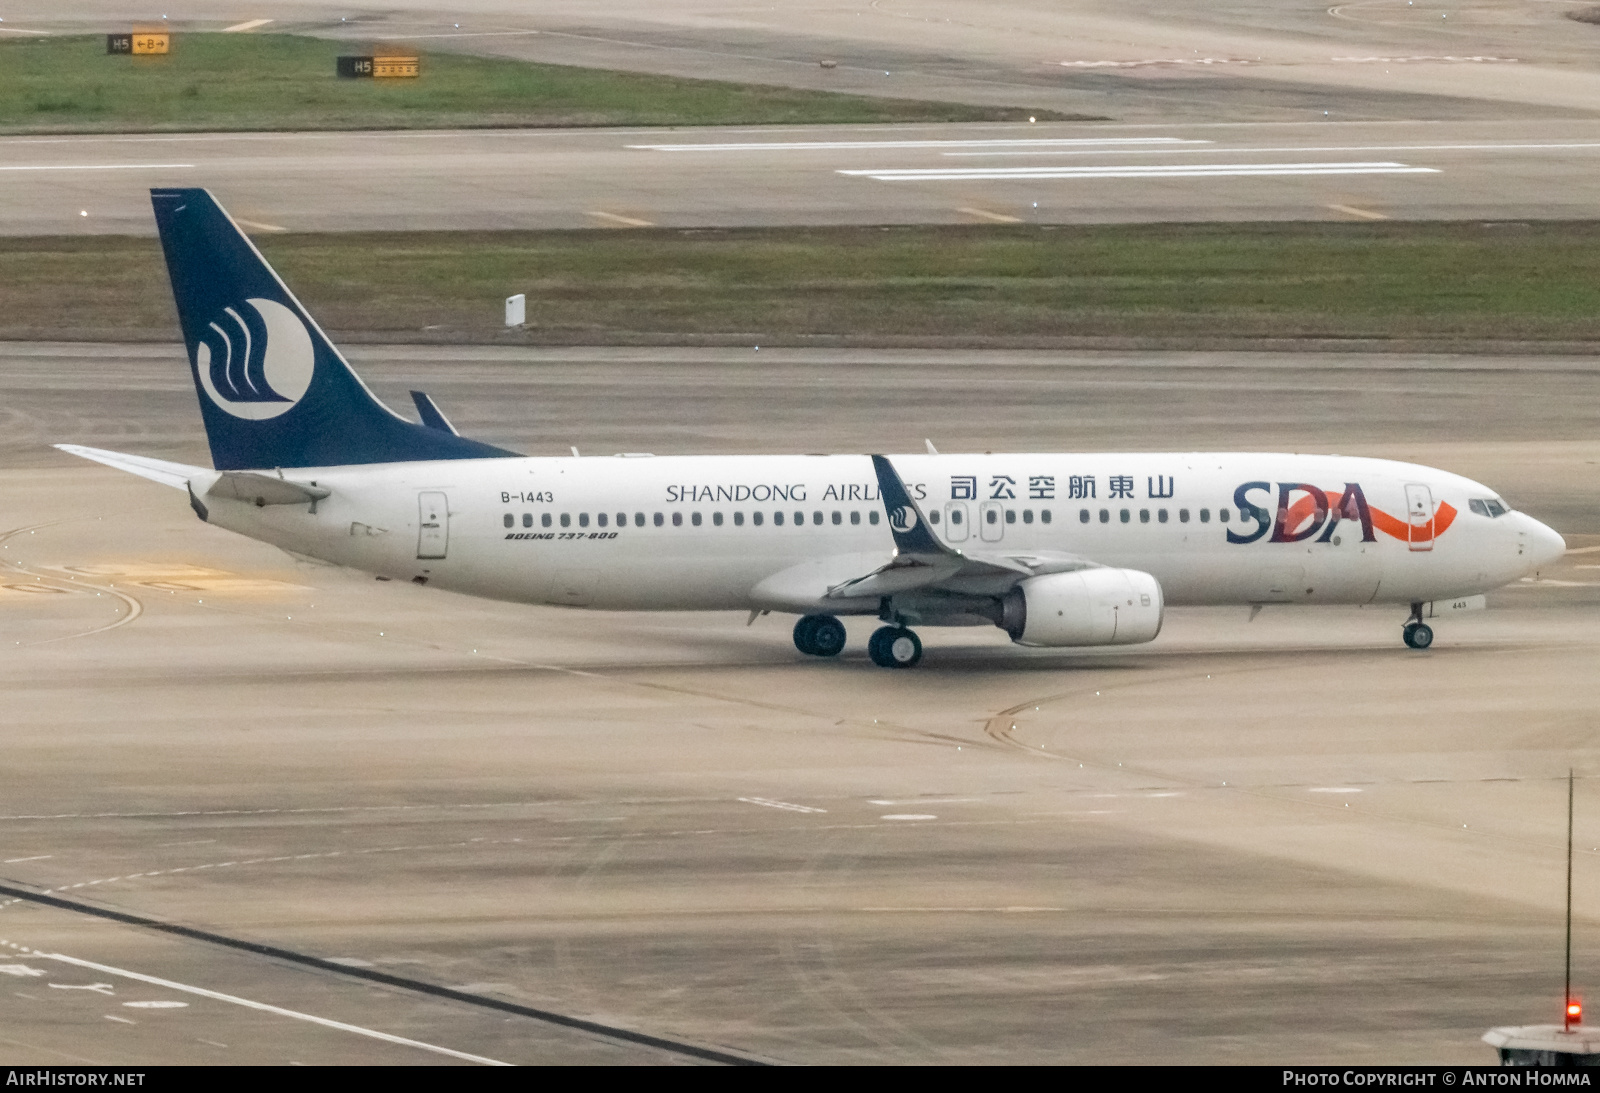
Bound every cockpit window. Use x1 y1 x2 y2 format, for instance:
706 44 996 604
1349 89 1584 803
1469 498 1511 518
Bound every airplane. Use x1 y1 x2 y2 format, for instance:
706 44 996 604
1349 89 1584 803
58 189 1566 668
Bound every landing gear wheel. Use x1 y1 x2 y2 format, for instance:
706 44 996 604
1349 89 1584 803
793 614 846 657
810 616 847 657
1403 622 1434 650
793 615 821 655
868 625 922 669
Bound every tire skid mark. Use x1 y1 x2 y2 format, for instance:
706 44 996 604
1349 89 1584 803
0 518 145 643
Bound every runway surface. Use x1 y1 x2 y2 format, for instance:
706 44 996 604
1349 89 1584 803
15 1 1600 123
1 342 1598 1063
10 119 1600 235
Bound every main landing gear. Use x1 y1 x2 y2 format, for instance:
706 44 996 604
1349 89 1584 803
867 625 922 669
793 614 847 657
1402 602 1434 650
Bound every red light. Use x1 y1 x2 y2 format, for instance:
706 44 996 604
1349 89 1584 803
1568 1001 1583 1023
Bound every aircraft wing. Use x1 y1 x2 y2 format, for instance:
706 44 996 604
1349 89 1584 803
832 455 1096 596
54 444 206 490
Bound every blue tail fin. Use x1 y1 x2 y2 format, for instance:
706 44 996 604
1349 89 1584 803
150 188 517 470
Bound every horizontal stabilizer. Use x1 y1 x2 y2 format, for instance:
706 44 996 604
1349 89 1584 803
410 390 460 435
54 444 205 490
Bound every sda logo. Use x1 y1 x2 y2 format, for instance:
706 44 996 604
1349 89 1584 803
194 298 314 420
889 505 918 532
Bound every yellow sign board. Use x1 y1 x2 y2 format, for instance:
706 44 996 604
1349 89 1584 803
373 56 419 78
131 32 169 55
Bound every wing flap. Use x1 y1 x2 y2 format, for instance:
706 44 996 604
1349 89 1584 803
208 471 330 506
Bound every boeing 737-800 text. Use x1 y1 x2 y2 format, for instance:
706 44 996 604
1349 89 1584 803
58 190 1566 667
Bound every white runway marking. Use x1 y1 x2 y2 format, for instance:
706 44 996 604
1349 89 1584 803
123 1000 187 1008
880 814 937 821
587 210 653 227
222 19 273 33
738 797 826 814
841 162 1438 182
629 138 1209 152
957 206 1021 223
3 856 51 864
232 218 286 234
942 142 1600 158
0 164 193 173
1328 204 1388 220
1308 787 1364 794
34 950 511 1065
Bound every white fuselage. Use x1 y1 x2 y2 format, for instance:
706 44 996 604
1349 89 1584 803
192 451 1562 619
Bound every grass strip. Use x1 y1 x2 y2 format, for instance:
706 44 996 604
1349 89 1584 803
0 33 1081 134
5 221 1600 346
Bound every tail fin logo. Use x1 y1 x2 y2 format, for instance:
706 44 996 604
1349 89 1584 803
194 298 314 420
889 505 919 532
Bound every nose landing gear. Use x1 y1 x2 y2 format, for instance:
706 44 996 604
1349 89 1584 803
1402 602 1433 650
868 625 922 668
793 614 847 657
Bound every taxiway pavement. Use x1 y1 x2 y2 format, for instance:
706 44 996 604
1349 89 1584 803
0 343 1596 1063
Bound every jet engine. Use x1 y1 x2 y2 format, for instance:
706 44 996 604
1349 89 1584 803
999 568 1164 647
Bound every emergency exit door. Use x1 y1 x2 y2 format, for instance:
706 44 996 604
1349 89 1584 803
979 500 1005 542
1404 483 1433 552
417 491 449 559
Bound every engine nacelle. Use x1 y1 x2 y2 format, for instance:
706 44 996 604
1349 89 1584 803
1000 568 1164 647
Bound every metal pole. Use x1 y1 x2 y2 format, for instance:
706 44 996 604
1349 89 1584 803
1568 768 1575 1030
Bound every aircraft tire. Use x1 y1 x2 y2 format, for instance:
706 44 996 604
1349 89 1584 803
810 616 847 657
1403 622 1434 650
869 626 922 668
793 614 822 655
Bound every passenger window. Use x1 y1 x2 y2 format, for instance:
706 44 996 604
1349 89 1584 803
672 512 683 527
734 511 744 526
1179 508 1189 523
1219 509 1230 523
753 511 764 526
713 512 723 526
1005 509 1016 524
1199 508 1209 523
653 512 664 527
1158 509 1168 523
634 512 644 527
617 512 627 527
691 512 702 527
795 511 805 526
869 511 880 525
1022 509 1034 524
986 509 998 525
561 513 571 528
813 511 823 525
851 511 861 525
597 513 608 528
1099 509 1109 523
1080 509 1090 523
579 513 590 528
1041 510 1051 524
950 509 962 525
503 514 513 528
928 509 939 524
1139 509 1149 523
774 511 784 526
542 513 553 528
831 511 842 525
1120 509 1130 523
521 514 533 528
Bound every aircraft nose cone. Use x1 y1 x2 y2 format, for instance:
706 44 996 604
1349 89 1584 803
1524 516 1566 571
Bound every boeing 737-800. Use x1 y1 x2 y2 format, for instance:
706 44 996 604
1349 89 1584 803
58 189 1566 667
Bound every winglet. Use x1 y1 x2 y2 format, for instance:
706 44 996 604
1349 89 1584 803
870 454 951 558
410 390 460 435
